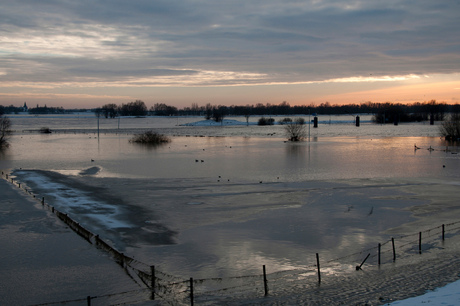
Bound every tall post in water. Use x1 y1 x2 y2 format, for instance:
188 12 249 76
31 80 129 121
150 265 156 300
190 278 194 306
263 265 268 296
97 115 100 139
316 253 321 284
392 238 396 262
419 232 422 254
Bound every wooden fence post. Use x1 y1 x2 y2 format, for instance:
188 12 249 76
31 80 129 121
378 243 381 265
87 296 91 306
392 238 396 262
190 277 194 306
316 253 321 284
263 265 268 296
151 265 155 300
442 224 445 241
419 232 422 254
356 253 370 270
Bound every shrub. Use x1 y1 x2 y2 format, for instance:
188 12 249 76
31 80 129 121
258 117 275 126
130 131 171 145
440 113 460 141
278 118 293 125
40 127 52 133
284 118 307 141
296 118 306 125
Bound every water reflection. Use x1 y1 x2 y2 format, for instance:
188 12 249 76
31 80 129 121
130 142 170 151
3 133 460 181
2 123 460 280
0 148 12 170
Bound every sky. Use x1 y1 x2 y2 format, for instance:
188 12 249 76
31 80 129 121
1 0 460 109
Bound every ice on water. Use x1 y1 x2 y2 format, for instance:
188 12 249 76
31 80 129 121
14 170 132 230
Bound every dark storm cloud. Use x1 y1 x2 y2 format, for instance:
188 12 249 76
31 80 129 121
1 0 460 86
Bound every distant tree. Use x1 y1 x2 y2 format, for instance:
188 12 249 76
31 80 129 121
119 100 147 116
243 106 252 126
425 100 446 121
190 103 201 115
94 108 103 118
0 116 12 149
28 105 65 115
258 117 275 125
278 117 293 125
152 103 178 116
284 118 306 141
0 104 24 114
372 104 407 124
205 103 213 120
212 105 227 123
277 101 291 114
101 103 118 118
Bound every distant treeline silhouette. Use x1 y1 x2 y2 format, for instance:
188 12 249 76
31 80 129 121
0 104 67 115
97 100 460 123
1 100 460 123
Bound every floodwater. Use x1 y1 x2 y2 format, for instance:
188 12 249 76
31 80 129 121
2 114 460 303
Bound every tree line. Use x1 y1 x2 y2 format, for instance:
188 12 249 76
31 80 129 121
0 104 66 115
96 100 460 124
1 100 460 124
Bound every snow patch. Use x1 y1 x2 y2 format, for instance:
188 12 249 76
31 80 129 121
14 171 131 229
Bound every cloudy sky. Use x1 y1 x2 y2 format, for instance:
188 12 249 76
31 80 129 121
1 0 459 108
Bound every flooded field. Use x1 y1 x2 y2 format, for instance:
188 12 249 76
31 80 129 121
1 114 460 304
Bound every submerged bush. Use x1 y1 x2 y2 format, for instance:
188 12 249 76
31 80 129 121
258 117 275 126
130 131 171 145
278 118 293 125
284 118 307 141
40 127 52 133
440 113 460 141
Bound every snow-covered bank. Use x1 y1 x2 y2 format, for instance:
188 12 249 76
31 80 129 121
182 118 254 126
14 170 132 229
390 279 460 305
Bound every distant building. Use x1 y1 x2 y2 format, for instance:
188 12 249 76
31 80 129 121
23 102 28 112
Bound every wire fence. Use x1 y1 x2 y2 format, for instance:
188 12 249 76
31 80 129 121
3 171 460 305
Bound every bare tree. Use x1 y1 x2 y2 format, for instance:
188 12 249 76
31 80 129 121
440 113 460 141
119 100 148 116
243 106 251 126
284 118 306 141
0 116 12 148
101 103 118 118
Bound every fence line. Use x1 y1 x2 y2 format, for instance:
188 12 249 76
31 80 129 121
3 172 460 305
